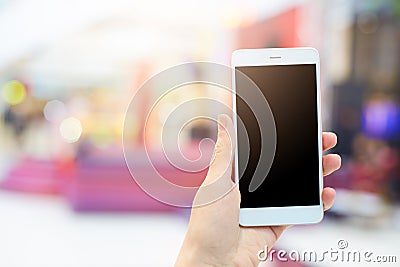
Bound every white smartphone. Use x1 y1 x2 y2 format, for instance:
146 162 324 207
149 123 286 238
232 48 323 226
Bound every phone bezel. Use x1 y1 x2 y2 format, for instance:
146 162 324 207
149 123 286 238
232 47 323 226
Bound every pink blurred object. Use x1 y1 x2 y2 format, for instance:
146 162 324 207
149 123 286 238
0 147 207 213
66 147 207 212
65 158 177 212
0 157 71 195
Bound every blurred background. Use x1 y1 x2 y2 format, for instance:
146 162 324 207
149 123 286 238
1 0 400 266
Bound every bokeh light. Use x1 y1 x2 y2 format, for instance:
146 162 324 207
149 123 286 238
1 80 26 105
43 100 67 123
59 117 83 143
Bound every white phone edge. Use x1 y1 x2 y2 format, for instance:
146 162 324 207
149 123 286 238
231 47 324 226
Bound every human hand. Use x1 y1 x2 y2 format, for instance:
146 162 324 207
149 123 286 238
175 114 341 267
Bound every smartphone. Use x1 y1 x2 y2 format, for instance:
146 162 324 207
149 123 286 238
232 48 323 226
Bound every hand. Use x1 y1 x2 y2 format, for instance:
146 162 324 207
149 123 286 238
175 114 341 267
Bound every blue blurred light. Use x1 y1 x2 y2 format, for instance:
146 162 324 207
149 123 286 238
361 101 400 139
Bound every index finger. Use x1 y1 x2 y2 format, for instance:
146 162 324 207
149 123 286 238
323 132 337 152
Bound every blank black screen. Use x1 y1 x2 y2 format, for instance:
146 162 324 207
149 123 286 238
236 64 320 208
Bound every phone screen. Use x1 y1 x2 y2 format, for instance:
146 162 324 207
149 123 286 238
236 64 320 208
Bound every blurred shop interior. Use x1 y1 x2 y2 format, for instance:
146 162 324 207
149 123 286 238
0 0 400 266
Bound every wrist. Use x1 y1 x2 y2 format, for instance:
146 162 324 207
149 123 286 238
175 245 213 267
175 237 223 267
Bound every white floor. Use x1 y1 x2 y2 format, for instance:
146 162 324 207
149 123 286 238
0 191 188 267
2 190 400 267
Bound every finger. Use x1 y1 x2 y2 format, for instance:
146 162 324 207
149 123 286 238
323 132 337 152
203 114 235 185
322 187 336 211
323 154 341 176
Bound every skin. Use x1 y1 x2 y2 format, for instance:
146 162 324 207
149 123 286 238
175 114 341 267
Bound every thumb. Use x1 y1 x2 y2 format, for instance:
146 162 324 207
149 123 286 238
203 114 235 186
192 114 236 207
